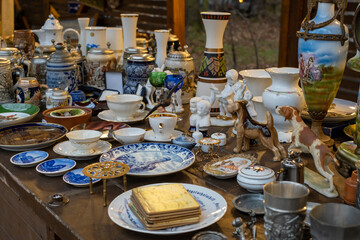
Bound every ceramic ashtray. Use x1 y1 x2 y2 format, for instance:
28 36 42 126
36 158 76 177
203 154 256 179
10 150 49 167
237 165 275 192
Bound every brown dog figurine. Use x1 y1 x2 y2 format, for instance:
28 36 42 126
276 105 340 193
227 100 287 161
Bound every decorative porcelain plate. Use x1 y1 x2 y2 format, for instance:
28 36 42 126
232 193 264 215
53 140 112 160
98 110 149 124
0 103 39 127
203 154 255 179
0 122 67 151
49 108 85 118
71 121 130 141
10 150 49 167
302 98 356 123
63 168 101 187
36 158 76 177
144 129 183 142
108 183 227 235
100 143 195 177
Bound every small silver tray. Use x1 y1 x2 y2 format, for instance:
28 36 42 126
232 193 264 215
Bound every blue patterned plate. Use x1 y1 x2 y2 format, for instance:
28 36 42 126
108 183 227 235
99 143 195 177
10 150 49 167
63 168 101 187
36 158 76 177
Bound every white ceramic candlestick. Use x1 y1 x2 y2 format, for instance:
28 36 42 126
78 18 90 56
121 14 138 49
154 29 170 68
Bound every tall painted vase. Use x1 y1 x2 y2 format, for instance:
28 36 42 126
196 12 230 111
297 1 349 145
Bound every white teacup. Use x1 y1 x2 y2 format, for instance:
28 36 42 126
149 113 177 140
106 94 145 120
66 130 102 154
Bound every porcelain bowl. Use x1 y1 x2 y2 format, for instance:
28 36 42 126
106 94 144 120
43 106 92 130
66 130 102 153
112 127 145 144
237 165 275 192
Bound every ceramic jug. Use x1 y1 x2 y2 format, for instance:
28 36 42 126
51 90 73 108
32 14 80 46
46 43 79 92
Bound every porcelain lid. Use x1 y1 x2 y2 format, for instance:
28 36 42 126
167 45 193 61
124 46 148 54
35 45 56 54
47 44 75 64
88 48 114 55
128 53 155 62
42 14 63 30
238 165 274 179
0 48 19 56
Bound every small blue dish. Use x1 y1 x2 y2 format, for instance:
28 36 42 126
172 134 196 150
36 158 76 177
63 168 101 187
10 150 49 167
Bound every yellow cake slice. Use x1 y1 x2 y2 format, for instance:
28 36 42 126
132 183 200 215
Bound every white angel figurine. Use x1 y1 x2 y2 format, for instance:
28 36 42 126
195 99 211 131
189 97 202 129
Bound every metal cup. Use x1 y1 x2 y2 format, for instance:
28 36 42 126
263 181 309 240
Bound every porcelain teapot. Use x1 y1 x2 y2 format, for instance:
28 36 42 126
32 14 80 46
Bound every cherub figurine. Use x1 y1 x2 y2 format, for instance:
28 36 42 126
213 69 238 120
244 90 257 118
195 99 211 131
189 97 202 131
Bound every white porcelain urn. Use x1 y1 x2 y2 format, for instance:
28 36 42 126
262 67 305 133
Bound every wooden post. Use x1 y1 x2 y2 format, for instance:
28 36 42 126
167 0 185 46
1 0 14 37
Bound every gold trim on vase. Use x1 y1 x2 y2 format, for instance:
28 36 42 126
120 14 139 18
201 13 231 20
204 48 224 53
198 78 226 83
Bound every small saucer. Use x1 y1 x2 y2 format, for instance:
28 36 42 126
144 130 183 142
36 158 76 177
98 110 149 123
53 140 112 160
63 168 101 187
10 150 49 167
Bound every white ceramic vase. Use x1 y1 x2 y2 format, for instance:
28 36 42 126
85 27 107 53
239 69 271 97
154 29 170 68
106 27 123 64
78 18 90 56
121 14 138 49
263 67 305 133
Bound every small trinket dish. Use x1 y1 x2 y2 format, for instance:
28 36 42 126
232 193 265 215
36 158 76 177
113 127 146 144
192 231 227 240
198 137 221 153
10 150 49 167
237 165 275 192
63 168 101 187
210 132 227 146
172 134 196 150
203 154 255 179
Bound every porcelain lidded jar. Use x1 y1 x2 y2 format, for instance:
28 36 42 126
237 165 275 192
164 45 195 104
46 43 79 93
263 67 305 133
86 47 116 90
124 53 155 94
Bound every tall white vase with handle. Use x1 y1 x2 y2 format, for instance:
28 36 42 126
154 29 170 68
262 67 305 142
78 18 90 56
121 14 138 49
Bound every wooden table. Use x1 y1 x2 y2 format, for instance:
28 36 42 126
0 108 345 240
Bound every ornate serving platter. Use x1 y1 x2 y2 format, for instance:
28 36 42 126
108 183 227 235
99 143 195 177
0 103 39 127
0 122 67 151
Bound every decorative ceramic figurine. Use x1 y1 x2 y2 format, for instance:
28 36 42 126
189 96 202 130
263 67 305 142
196 99 211 131
276 105 340 197
32 14 79 46
233 80 246 102
227 100 287 161
244 90 257 118
197 12 231 111
297 0 349 146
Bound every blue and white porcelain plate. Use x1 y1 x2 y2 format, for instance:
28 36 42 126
108 183 227 235
10 150 49 167
63 168 101 187
36 158 76 177
99 143 195 177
